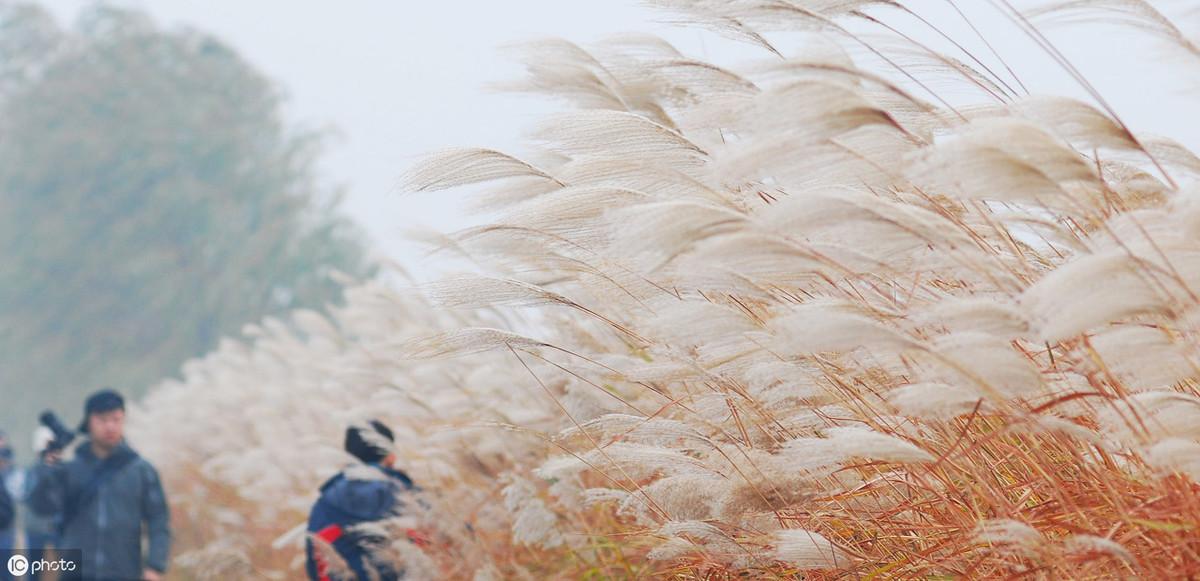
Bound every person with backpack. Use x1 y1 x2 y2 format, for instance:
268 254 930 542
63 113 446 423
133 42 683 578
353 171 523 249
305 420 421 581
29 389 171 581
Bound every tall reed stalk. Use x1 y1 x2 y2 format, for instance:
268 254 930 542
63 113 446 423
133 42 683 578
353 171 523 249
136 2 1200 578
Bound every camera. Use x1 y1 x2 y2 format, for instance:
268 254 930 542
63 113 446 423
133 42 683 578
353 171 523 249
39 410 77 454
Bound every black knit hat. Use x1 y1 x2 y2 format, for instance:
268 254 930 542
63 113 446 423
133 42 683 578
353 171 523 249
78 389 125 433
344 420 395 464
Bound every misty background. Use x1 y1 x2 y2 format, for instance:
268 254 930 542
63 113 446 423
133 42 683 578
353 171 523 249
1 0 1196 456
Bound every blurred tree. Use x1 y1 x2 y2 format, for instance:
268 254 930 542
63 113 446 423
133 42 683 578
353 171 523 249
0 4 373 455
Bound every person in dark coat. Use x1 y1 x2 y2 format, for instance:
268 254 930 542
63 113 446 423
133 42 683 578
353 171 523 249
1 433 21 581
305 420 420 581
0 434 17 553
0 476 13 581
29 389 171 581
0 478 12 540
22 427 60 557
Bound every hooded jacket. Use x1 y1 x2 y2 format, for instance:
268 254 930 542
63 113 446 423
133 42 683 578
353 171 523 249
305 464 416 581
28 440 170 580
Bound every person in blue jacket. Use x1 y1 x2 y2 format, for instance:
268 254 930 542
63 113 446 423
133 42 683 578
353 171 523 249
305 420 420 581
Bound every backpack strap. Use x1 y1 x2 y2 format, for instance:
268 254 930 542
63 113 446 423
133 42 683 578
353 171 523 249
315 524 344 544
312 524 345 581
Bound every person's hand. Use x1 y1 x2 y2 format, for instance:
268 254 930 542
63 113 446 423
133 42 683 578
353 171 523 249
42 449 62 465
141 568 162 581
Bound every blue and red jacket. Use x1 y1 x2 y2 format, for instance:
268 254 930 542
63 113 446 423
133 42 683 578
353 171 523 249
304 463 419 581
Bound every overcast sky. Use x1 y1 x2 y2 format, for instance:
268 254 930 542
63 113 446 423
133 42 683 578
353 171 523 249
36 0 1200 276
37 1 718 273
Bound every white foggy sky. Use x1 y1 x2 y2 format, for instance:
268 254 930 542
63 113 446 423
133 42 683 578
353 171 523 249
38 0 724 275
35 1 1200 276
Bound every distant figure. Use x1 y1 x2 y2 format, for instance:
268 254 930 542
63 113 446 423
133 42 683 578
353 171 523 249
0 482 10 581
22 427 61 559
0 432 20 552
305 420 420 581
29 389 171 581
0 476 11 581
0 475 13 547
0 476 10 524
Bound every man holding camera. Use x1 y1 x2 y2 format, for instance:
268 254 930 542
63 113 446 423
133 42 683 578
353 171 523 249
29 389 171 581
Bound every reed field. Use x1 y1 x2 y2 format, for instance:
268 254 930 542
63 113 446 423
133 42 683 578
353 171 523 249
131 1 1200 578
